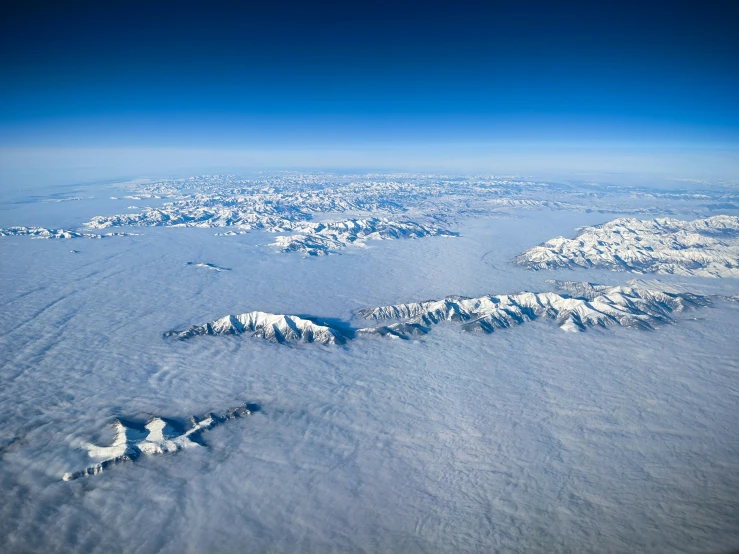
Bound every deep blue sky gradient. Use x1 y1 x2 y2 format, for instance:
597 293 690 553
1 0 738 149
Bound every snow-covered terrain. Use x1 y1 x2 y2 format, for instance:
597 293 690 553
272 217 456 255
6 173 739 259
165 311 347 344
164 281 717 345
357 280 711 337
0 226 139 239
1 173 739 554
515 215 739 278
63 404 252 481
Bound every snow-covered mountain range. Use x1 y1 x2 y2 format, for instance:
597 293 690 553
357 280 711 337
0 226 139 239
514 215 739 278
78 174 739 239
165 281 715 347
6 175 739 262
272 217 456 255
63 403 252 481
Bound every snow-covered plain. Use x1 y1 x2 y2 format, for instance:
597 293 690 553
1 174 739 553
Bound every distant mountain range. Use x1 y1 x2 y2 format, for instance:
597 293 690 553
272 217 457 255
514 215 739 278
0 226 139 239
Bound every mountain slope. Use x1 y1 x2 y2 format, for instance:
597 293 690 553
165 311 346 344
357 280 710 337
272 217 457 255
63 404 252 481
164 282 715 346
0 226 138 239
513 215 739 278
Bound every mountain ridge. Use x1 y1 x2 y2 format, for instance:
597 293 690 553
514 215 739 278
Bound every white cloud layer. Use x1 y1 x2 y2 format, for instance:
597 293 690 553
1 174 738 553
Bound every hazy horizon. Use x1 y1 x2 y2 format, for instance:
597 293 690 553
2 1 738 183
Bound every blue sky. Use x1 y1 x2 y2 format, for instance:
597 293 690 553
0 0 738 174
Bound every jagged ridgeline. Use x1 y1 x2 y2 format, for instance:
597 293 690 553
0 227 139 239
272 217 458 256
164 312 348 344
163 281 714 346
356 281 711 336
514 215 739 278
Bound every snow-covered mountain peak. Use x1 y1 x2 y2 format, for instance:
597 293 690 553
165 311 346 345
63 404 252 481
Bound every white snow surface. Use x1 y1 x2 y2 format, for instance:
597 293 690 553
63 404 251 481
515 215 739 278
166 311 346 344
272 217 456 255
0 226 139 239
357 280 711 337
165 280 712 346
